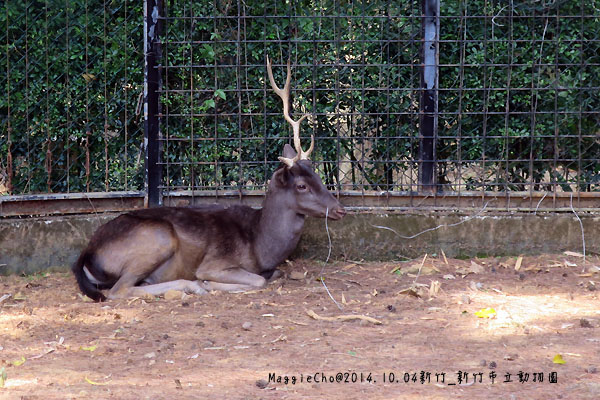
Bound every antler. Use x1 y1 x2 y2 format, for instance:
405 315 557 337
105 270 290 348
266 55 314 167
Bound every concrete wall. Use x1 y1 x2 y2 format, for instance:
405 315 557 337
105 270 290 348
0 211 595 275
0 215 114 275
295 213 594 261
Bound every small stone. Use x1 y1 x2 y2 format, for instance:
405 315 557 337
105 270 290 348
144 352 156 359
242 322 252 330
387 305 396 312
195 321 205 328
519 273 525 281
221 322 230 329
480 359 487 367
164 290 184 301
289 271 306 280
586 366 597 374
256 379 268 389
489 361 497 369
181 302 190 307
461 295 471 305
580 318 594 328
141 292 155 301
163 334 170 340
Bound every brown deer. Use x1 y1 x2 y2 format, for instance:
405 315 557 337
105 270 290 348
72 57 345 301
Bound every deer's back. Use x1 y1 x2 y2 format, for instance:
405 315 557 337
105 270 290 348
87 205 263 280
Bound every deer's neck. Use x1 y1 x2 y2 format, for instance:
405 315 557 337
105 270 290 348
254 193 305 270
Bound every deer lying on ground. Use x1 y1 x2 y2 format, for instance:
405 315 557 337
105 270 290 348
72 57 345 301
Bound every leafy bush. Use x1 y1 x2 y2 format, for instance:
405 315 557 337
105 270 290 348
1 0 598 195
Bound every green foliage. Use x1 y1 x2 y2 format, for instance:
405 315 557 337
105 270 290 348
1 1 144 193
438 1 600 191
1 0 599 195
159 0 422 191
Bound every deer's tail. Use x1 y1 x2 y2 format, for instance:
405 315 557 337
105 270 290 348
71 251 109 302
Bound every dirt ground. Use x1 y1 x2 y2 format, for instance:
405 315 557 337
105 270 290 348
1 253 599 400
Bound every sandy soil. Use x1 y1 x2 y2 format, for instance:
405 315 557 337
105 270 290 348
1 254 599 399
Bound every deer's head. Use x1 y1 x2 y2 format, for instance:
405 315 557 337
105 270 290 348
267 56 345 221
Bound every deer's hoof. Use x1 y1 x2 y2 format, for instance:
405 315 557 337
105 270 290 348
186 281 208 295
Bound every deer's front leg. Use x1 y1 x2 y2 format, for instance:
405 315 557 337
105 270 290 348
196 267 267 293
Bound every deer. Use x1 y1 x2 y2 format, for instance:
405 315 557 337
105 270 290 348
72 56 346 301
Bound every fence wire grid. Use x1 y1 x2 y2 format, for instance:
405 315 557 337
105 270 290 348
2 0 600 212
155 0 600 204
1 0 143 195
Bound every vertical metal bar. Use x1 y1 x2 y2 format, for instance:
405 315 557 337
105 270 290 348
503 1 514 207
144 0 163 206
188 1 195 199
528 11 537 204
123 0 128 190
480 0 489 198
419 0 439 192
552 8 559 207
163 0 169 200
85 0 90 192
212 0 219 200
65 0 71 192
576 0 583 204
456 0 466 202
236 0 243 198
44 0 52 192
103 0 109 191
5 1 13 194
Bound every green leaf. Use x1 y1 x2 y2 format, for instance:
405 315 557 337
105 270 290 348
553 354 566 364
11 356 26 367
474 308 497 318
214 89 226 100
81 344 98 352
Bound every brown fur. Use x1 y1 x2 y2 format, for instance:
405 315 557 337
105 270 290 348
72 159 345 301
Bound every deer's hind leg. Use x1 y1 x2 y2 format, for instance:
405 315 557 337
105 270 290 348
99 222 181 299
125 279 207 297
196 267 267 293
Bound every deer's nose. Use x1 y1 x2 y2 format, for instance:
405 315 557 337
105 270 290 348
329 205 346 220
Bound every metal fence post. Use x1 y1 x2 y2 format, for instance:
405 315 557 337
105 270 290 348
419 0 440 192
144 0 163 206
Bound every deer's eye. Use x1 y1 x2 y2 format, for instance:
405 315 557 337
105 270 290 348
296 184 307 191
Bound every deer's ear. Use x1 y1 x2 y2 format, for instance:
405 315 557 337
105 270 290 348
273 166 292 188
282 144 297 160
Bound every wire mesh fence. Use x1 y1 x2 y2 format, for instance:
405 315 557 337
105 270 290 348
1 0 144 196
2 0 600 213
156 0 600 207
438 1 600 195
157 0 424 198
